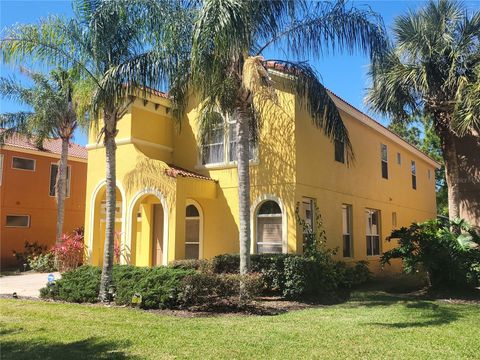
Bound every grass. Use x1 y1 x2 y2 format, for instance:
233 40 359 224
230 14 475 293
1 292 479 360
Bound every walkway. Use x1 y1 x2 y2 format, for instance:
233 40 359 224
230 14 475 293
0 272 61 298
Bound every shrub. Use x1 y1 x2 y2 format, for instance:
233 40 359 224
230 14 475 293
13 241 46 271
381 219 480 289
210 254 240 273
179 272 263 307
169 259 210 272
51 227 85 272
41 265 101 303
28 252 56 272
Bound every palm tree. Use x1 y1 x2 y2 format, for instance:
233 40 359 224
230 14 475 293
0 68 80 247
185 0 386 275
0 0 187 301
366 0 480 224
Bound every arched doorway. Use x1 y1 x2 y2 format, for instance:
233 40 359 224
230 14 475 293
129 190 168 266
185 200 203 259
255 200 283 254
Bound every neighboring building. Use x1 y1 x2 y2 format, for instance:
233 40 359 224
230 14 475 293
0 134 87 268
84 67 440 275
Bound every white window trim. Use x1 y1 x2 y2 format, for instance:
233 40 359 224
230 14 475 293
250 195 288 255
381 144 388 179
411 160 417 190
49 163 72 198
5 214 31 228
11 156 36 171
186 199 204 259
365 209 381 257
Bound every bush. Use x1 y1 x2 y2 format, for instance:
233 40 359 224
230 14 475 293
179 272 263 307
13 241 47 271
381 219 480 289
41 265 194 309
169 259 210 272
41 265 101 303
210 254 240 273
28 252 56 272
51 227 85 272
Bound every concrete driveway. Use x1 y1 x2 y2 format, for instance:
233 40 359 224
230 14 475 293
0 272 61 298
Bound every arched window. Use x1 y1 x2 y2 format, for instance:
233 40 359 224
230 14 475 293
256 200 282 254
185 204 200 259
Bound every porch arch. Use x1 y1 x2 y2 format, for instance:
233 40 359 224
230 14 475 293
127 188 169 266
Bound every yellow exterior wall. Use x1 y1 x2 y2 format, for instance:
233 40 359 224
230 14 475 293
84 82 438 276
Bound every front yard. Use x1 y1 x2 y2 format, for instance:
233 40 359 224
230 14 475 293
1 291 479 359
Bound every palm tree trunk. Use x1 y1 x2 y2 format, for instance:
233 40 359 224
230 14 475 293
235 104 251 276
55 137 69 246
99 114 117 302
442 131 461 220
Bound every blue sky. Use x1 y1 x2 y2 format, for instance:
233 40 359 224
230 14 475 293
1 0 479 146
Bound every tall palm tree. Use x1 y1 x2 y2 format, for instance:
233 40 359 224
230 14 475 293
0 68 80 246
366 0 480 225
185 0 386 275
0 0 187 301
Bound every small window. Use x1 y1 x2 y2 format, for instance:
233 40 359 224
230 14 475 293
392 212 398 228
49 164 71 197
6 215 30 227
334 140 345 163
366 209 380 256
12 156 35 171
301 197 315 233
257 200 283 254
397 152 401 165
342 204 353 257
427 169 431 180
411 160 417 190
381 144 388 179
185 204 201 259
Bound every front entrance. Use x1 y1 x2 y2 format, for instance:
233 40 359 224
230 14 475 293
152 204 164 266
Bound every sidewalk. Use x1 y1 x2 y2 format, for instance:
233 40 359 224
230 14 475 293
0 272 61 298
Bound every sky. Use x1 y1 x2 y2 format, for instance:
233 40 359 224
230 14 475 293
1 0 479 146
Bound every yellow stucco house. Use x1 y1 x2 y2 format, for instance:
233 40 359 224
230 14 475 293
84 67 440 274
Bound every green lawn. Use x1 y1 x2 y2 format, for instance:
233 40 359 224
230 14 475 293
1 292 479 359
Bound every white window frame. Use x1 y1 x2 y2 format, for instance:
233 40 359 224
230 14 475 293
49 163 72 198
11 156 36 171
366 209 381 256
5 214 30 228
198 114 258 168
381 144 388 179
301 197 315 234
251 195 287 254
185 200 203 259
342 204 353 258
411 160 417 190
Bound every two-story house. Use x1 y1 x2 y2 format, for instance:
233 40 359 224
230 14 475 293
0 133 87 268
84 66 440 274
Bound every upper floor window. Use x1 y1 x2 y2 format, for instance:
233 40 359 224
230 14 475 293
334 140 345 163
397 152 401 165
381 144 388 179
411 160 417 190
366 209 380 256
12 156 35 171
428 169 431 180
0 154 3 185
201 114 255 165
49 164 71 197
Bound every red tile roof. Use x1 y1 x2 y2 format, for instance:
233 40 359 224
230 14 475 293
1 131 87 159
165 164 215 181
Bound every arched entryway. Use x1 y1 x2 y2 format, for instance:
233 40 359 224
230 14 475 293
89 182 125 265
252 196 287 254
185 200 203 259
128 190 168 266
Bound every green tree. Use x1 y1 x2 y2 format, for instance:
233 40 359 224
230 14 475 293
366 0 480 224
0 68 81 246
0 0 187 300
186 0 386 276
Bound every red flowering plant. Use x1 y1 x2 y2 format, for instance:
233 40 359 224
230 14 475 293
114 231 123 265
51 226 85 272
